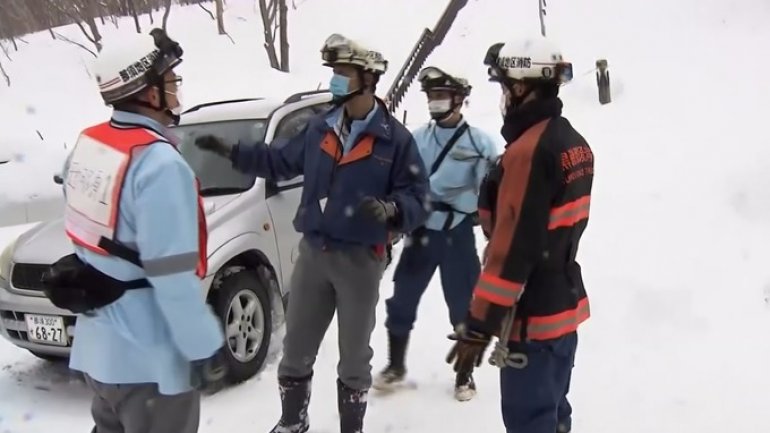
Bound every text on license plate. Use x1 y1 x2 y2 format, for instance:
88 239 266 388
24 314 68 346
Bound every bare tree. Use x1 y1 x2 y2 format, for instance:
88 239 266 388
127 0 142 33
258 0 280 70
198 2 215 20
278 0 288 72
0 58 9 86
162 0 173 30
51 0 104 52
214 0 225 34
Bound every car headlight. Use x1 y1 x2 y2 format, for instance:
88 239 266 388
0 237 18 283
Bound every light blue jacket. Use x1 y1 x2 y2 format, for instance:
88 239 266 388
412 118 500 231
64 111 224 395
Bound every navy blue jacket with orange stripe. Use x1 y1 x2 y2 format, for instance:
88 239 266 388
230 99 430 252
468 97 593 342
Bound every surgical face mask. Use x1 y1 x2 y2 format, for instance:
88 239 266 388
428 99 452 115
329 73 351 98
165 87 183 116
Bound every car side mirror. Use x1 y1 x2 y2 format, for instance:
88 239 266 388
53 174 63 185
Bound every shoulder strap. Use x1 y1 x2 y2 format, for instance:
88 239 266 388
98 237 143 268
430 122 470 176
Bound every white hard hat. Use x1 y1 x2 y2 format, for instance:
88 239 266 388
321 33 388 75
93 28 183 104
418 66 472 97
484 37 573 84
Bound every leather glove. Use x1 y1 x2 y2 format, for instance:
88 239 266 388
445 324 491 373
357 196 398 224
194 134 233 158
190 350 228 395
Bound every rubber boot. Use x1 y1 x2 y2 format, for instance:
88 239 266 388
269 375 311 433
372 332 409 390
454 369 477 401
338 379 368 433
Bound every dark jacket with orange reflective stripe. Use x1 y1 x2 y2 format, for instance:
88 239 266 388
230 99 430 250
468 98 593 342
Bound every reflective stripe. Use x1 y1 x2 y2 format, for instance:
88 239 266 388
548 195 590 230
510 297 590 341
473 272 523 307
142 252 199 277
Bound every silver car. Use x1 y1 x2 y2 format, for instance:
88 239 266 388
0 90 333 384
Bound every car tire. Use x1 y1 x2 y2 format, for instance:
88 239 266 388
213 267 273 384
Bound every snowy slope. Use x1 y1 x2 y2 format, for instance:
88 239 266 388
2 0 770 432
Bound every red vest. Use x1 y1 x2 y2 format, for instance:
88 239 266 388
63 122 208 278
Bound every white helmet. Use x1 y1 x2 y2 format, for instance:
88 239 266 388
418 66 472 97
321 33 388 75
93 28 183 104
484 37 573 85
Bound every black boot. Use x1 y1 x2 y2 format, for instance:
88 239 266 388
269 375 311 433
337 379 368 433
454 370 477 401
372 332 409 390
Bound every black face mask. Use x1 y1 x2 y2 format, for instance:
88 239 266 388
500 97 564 144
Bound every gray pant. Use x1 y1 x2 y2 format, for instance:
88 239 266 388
278 238 386 390
85 374 200 433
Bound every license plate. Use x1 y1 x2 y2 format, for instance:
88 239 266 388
24 314 68 346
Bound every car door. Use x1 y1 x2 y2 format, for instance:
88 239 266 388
264 103 330 287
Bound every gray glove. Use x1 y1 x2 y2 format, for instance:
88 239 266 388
358 196 398 224
194 134 233 158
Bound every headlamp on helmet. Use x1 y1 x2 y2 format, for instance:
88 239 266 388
320 33 388 75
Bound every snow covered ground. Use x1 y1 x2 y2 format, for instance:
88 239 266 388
1 0 770 432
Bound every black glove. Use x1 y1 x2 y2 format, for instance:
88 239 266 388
190 350 228 394
194 134 233 158
357 196 398 224
445 324 491 373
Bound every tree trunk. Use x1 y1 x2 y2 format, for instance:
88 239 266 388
85 17 103 51
0 58 10 86
128 0 142 33
214 0 225 34
278 0 289 72
258 0 280 70
162 0 172 30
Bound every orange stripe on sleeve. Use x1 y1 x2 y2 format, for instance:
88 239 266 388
548 195 590 230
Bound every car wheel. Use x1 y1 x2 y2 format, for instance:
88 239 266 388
213 268 272 384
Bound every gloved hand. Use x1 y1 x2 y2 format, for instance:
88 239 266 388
445 324 491 373
194 134 233 158
357 196 398 224
190 350 228 395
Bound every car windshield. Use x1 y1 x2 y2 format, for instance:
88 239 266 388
174 119 268 197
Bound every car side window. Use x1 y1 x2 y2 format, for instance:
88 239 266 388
273 106 319 141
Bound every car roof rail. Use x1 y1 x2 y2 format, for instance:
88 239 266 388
284 89 330 104
183 98 264 114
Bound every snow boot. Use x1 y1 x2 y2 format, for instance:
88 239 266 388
454 370 477 401
337 379 368 433
372 332 408 391
269 375 311 433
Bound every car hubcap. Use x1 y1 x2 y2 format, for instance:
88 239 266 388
225 289 265 362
